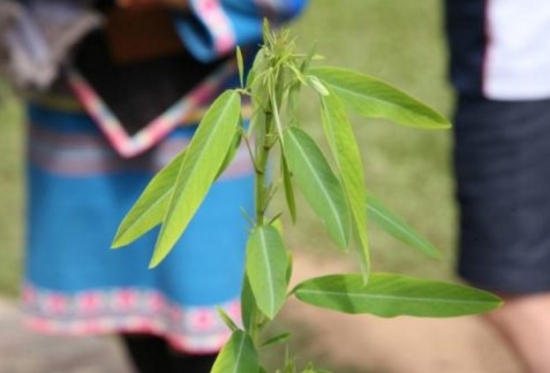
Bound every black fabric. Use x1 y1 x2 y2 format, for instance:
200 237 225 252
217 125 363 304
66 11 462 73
453 96 550 293
171 352 217 372
74 30 227 134
122 334 170 373
121 334 217 373
445 0 486 97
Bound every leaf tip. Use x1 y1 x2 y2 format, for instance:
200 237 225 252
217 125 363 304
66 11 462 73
148 245 169 269
110 241 124 250
110 231 129 250
148 258 161 270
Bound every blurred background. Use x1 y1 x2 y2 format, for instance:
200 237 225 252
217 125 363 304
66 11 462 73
0 1 525 372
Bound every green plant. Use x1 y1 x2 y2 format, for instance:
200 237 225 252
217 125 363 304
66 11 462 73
112 24 501 372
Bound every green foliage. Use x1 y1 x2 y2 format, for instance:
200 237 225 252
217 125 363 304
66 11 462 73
246 225 289 319
309 67 450 129
293 273 501 317
112 150 185 248
211 330 259 373
366 194 440 258
320 92 370 279
283 127 350 251
113 25 501 372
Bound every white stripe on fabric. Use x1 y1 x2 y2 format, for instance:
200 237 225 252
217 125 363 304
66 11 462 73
484 0 550 100
192 0 236 56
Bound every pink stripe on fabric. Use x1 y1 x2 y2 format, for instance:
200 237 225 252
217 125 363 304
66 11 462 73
193 0 236 55
22 285 241 354
67 59 237 158
29 124 254 178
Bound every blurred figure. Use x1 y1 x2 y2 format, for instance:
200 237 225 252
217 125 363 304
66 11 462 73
446 1 550 372
0 0 307 372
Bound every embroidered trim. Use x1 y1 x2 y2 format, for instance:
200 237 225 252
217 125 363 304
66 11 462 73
192 0 236 56
28 124 254 178
67 59 237 159
22 284 241 353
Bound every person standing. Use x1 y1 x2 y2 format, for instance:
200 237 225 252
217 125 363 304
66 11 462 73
446 1 550 371
0 0 308 371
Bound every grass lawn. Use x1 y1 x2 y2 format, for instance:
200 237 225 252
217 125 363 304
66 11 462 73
0 85 24 296
0 0 457 297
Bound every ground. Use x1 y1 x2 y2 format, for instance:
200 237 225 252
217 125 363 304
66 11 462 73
0 253 525 373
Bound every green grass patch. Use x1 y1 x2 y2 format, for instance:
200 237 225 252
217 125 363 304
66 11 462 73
0 84 24 296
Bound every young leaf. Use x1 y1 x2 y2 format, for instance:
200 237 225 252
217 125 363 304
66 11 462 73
246 225 289 319
283 127 351 250
150 90 241 267
241 274 260 333
299 41 318 73
211 330 259 373
246 48 265 89
309 66 450 129
286 251 293 286
320 92 370 281
366 194 439 259
215 121 243 180
293 273 502 317
236 46 245 88
281 153 297 223
306 75 329 96
217 307 239 332
111 150 185 248
261 332 292 348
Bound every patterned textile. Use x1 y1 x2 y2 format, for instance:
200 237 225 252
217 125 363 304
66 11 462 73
18 0 308 354
25 100 254 353
23 286 241 352
0 0 100 91
67 61 238 158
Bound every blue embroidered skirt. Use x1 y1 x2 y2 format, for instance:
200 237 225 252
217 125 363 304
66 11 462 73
22 102 254 353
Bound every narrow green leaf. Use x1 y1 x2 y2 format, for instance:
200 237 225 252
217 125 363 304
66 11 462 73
366 194 440 259
310 66 450 129
281 153 297 223
215 122 242 180
299 41 317 73
283 127 351 250
307 75 329 96
248 53 270 122
113 122 244 250
286 251 293 286
211 330 259 373
241 274 259 333
111 150 185 248
246 225 288 319
294 273 502 317
150 90 241 267
216 307 239 332
320 91 369 281
247 49 265 89
236 46 244 88
261 332 292 348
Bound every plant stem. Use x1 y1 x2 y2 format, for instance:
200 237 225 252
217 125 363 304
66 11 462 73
248 103 275 347
254 110 273 226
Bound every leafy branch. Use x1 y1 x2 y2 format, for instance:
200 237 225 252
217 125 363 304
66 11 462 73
112 23 500 373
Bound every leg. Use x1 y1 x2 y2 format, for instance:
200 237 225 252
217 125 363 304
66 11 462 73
120 334 171 373
485 293 550 373
170 351 218 373
120 333 218 373
453 97 550 373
